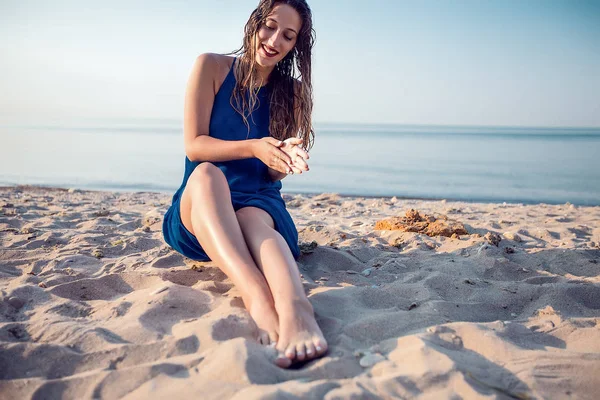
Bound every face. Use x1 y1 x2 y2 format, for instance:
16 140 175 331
255 3 302 68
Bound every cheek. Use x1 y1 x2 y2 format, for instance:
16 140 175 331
282 43 296 57
256 28 269 42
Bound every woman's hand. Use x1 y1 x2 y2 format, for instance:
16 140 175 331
280 138 310 174
252 137 295 175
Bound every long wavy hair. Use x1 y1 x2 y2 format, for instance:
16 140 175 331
229 0 315 150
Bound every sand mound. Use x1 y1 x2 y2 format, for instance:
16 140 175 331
375 209 469 238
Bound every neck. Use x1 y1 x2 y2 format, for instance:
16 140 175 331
255 63 275 85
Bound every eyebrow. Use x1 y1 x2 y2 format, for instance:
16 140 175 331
266 17 298 35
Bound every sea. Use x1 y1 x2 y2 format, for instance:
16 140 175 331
1 119 599 205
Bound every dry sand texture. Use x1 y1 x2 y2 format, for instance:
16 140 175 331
1 186 599 399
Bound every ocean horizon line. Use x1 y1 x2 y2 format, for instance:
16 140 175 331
2 183 598 207
2 119 599 139
1 115 599 132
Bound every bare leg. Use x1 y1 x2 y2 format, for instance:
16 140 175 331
236 207 328 367
179 163 279 344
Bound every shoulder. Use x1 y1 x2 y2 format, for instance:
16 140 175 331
191 53 236 93
192 53 235 78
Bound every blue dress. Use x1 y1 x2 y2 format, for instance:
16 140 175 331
162 57 300 261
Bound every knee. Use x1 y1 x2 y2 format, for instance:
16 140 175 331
235 207 273 229
188 162 226 191
235 207 254 222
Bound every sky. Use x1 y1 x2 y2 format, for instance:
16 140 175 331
1 0 599 127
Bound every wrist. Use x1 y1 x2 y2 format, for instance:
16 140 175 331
248 139 258 158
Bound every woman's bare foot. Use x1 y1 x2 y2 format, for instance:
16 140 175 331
274 299 328 368
247 298 280 345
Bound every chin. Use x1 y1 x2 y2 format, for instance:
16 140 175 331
255 54 278 68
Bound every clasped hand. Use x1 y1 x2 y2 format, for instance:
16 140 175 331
253 137 309 175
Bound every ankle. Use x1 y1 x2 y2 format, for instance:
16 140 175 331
275 297 313 315
242 290 275 312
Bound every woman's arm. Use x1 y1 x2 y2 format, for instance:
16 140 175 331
183 54 252 162
183 54 293 173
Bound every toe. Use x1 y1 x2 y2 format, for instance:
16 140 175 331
275 353 292 368
295 343 306 361
275 340 288 355
284 345 296 360
305 342 316 359
313 337 328 355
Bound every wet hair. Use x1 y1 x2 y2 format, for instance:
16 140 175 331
229 0 315 150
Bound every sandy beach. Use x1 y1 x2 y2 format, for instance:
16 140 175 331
1 185 599 399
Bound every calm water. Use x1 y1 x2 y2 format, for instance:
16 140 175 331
1 120 599 205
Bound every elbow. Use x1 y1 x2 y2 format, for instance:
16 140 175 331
184 137 200 162
184 148 195 162
184 134 211 162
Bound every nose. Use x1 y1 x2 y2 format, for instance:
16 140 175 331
267 29 284 50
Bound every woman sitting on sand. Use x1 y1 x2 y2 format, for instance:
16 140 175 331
162 0 327 367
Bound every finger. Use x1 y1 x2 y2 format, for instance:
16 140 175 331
290 152 309 171
286 146 309 166
281 159 299 174
275 149 293 167
285 137 303 145
271 155 291 174
265 137 283 147
294 146 310 160
291 157 308 171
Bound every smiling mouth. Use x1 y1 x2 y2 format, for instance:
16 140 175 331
261 44 279 57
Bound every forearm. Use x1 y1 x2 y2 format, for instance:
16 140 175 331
185 135 256 162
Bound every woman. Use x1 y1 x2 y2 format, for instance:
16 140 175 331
162 0 327 368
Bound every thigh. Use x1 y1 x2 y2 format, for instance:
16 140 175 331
179 185 197 236
235 206 275 230
180 162 231 236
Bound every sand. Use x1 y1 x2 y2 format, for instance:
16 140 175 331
1 185 599 399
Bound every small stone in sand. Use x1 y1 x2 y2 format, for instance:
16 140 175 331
484 232 502 246
359 353 386 367
503 232 522 242
299 241 318 254
92 249 104 259
408 303 418 310
504 247 515 254
361 268 373 277
151 286 169 295
93 209 110 217
38 282 47 288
